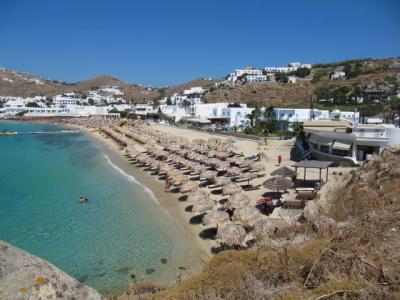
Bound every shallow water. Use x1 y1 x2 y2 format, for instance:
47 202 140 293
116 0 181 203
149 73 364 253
0 122 189 294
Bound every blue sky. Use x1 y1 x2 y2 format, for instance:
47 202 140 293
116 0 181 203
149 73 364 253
0 0 399 86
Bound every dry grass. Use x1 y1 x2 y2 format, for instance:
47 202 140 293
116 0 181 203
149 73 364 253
152 158 400 300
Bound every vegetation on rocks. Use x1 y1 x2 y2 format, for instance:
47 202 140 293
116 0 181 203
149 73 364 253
149 153 400 300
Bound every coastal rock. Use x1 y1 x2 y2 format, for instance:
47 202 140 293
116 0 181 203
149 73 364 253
0 240 104 300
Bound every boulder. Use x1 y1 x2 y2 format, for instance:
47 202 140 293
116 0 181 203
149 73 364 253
0 240 104 300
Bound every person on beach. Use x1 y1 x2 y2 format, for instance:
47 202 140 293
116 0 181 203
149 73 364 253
277 155 282 166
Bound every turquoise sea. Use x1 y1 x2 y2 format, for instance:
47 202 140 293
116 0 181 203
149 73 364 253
0 122 189 294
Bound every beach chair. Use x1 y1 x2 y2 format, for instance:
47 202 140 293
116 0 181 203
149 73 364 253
283 200 305 209
296 190 317 200
241 184 261 191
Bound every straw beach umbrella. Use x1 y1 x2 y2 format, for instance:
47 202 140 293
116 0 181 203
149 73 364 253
201 170 217 181
223 183 242 195
263 177 294 191
270 166 296 177
187 190 209 204
180 180 198 193
233 206 261 227
251 162 266 173
216 223 246 247
202 210 230 226
226 167 240 177
192 198 214 213
214 176 231 186
228 192 250 209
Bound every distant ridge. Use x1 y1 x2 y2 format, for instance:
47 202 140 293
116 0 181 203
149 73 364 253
1 56 399 105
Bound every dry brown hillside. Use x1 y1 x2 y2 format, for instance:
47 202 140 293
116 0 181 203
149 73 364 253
136 151 400 300
0 70 158 103
1 57 399 106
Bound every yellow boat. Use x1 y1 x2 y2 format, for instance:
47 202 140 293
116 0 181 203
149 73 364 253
0 132 17 136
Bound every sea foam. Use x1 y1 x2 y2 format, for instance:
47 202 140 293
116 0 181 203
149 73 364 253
104 154 160 205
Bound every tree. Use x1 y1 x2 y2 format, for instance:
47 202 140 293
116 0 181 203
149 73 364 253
314 86 332 100
166 97 172 105
290 122 304 137
295 67 311 78
26 102 39 107
88 98 95 105
332 86 351 104
275 72 288 83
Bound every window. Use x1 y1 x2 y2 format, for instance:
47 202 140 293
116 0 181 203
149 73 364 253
319 145 330 153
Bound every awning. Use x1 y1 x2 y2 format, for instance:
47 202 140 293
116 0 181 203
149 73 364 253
188 118 211 124
332 141 351 151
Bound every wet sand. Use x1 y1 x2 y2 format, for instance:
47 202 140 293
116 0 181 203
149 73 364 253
79 126 214 280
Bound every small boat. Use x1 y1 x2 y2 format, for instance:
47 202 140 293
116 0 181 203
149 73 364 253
0 132 17 136
79 196 88 203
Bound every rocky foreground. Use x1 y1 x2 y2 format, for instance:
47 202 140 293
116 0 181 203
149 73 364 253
0 241 103 300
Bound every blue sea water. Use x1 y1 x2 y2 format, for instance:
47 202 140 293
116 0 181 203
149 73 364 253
0 122 188 294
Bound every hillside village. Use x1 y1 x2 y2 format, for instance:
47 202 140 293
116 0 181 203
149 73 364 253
1 57 400 134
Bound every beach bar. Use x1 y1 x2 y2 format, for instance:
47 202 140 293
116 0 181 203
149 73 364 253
292 160 333 183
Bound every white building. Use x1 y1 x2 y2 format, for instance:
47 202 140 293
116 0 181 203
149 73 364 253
329 110 360 124
192 103 254 129
229 68 264 85
304 121 400 165
246 74 267 83
53 95 78 106
159 105 190 122
265 62 311 74
331 71 346 80
183 87 206 95
288 76 297 84
274 108 330 123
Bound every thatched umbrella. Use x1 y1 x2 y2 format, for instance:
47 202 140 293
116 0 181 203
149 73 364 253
192 198 214 213
228 192 250 209
251 162 266 172
263 176 294 191
216 151 229 160
216 223 246 247
216 161 230 172
187 190 209 204
207 150 217 158
202 210 230 226
253 219 289 241
180 180 198 193
226 167 240 177
223 183 242 195
232 206 261 227
240 172 258 185
270 166 296 178
172 174 188 186
214 176 231 186
201 170 217 181
167 169 182 177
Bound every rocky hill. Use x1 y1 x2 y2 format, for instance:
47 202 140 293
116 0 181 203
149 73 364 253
204 57 400 106
0 69 159 103
0 241 104 300
148 150 400 299
1 56 399 106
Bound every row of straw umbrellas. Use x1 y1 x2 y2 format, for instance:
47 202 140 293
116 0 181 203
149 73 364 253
92 120 297 248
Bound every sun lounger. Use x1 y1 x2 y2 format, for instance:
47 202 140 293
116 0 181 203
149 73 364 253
208 183 222 189
283 200 305 209
241 184 261 191
296 190 317 200
233 177 249 183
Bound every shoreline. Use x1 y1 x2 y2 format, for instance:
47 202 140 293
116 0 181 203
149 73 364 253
0 119 212 296
66 123 214 283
